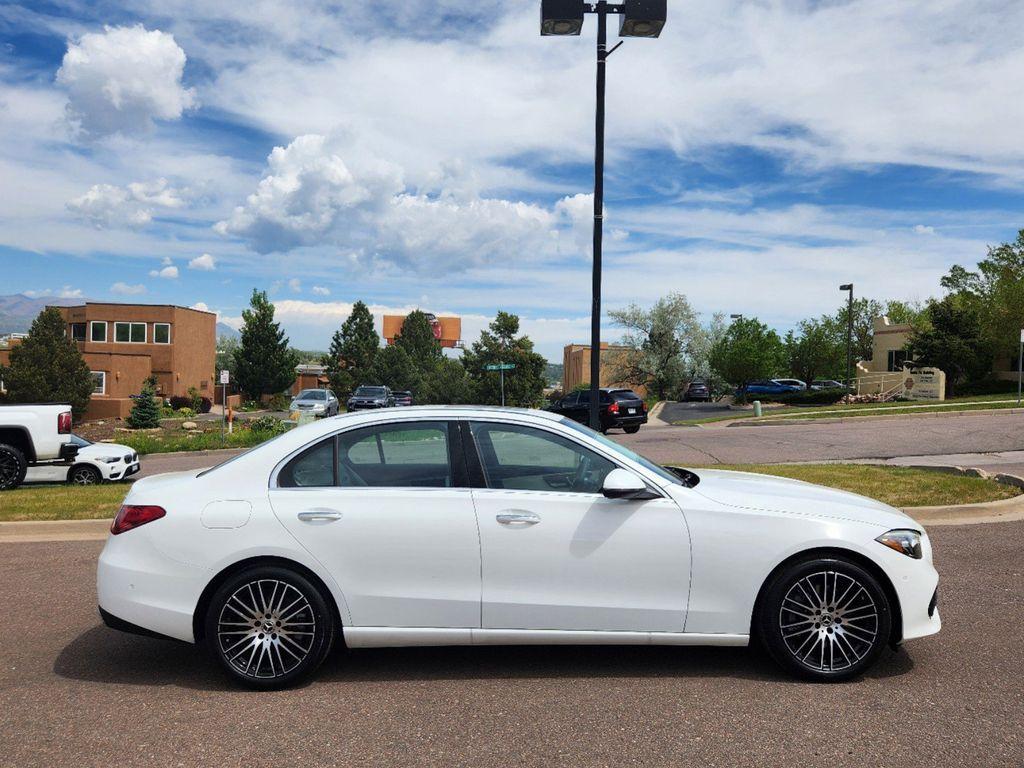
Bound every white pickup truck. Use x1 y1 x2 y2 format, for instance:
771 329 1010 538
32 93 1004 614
0 404 78 490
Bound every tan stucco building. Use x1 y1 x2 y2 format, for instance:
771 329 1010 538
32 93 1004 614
55 303 217 420
562 343 646 396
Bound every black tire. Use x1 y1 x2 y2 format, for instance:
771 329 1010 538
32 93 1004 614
0 443 28 491
623 425 641 434
757 556 892 682
204 565 336 689
67 464 102 485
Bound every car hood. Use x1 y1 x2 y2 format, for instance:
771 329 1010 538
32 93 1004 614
687 469 916 529
79 442 133 458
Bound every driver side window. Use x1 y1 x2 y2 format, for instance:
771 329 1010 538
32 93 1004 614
469 422 616 494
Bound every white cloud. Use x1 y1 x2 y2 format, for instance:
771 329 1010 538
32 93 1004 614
288 277 302 292
311 285 330 296
149 264 179 279
110 281 146 295
188 253 216 270
190 301 210 312
66 178 186 229
215 134 590 270
56 25 196 138
914 224 936 235
58 286 83 298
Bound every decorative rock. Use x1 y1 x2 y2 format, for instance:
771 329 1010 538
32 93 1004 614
181 421 198 430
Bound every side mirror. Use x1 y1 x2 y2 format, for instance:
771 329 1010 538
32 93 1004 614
602 468 660 501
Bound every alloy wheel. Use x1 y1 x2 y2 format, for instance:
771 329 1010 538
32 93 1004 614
216 579 317 680
779 570 879 673
71 466 100 485
0 451 20 488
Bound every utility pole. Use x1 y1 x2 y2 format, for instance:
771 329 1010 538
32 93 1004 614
840 284 854 389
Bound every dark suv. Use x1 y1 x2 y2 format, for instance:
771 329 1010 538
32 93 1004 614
548 388 647 433
346 385 395 410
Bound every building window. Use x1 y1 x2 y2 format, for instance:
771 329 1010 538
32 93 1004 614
153 323 171 344
91 371 106 395
114 322 147 343
90 321 107 342
70 323 86 341
887 350 908 372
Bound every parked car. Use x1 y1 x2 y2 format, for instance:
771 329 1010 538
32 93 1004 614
98 406 941 688
393 391 414 407
682 380 711 402
346 385 395 410
548 388 647 433
736 380 804 397
289 389 340 417
772 378 807 390
0 403 77 490
26 433 139 485
810 379 846 391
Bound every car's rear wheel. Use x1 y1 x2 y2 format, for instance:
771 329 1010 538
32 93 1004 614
68 464 101 485
623 425 641 434
758 556 892 682
0 444 27 491
205 565 336 689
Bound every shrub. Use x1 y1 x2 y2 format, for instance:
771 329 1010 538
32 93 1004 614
197 396 212 414
958 378 1021 397
770 387 848 406
267 392 291 411
248 415 288 434
127 383 161 429
176 407 196 418
168 395 191 411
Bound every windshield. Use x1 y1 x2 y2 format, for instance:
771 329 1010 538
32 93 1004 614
559 417 684 486
354 387 386 397
297 390 326 400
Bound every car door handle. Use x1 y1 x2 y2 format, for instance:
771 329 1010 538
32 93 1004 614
297 508 343 522
496 511 540 526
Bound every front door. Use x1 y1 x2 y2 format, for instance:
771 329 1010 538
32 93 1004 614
269 420 480 629
466 420 690 633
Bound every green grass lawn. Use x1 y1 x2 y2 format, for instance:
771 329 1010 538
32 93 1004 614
0 483 129 522
1 462 1017 522
694 463 1020 508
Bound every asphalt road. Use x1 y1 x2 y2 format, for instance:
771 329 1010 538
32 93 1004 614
133 410 1024 479
1 522 1021 767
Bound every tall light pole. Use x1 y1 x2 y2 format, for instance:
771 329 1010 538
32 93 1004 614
542 0 667 430
840 283 854 389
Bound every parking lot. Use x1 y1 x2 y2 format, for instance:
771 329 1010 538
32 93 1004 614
2 521 1021 767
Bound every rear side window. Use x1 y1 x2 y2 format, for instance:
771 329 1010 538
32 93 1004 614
338 422 452 488
278 438 336 488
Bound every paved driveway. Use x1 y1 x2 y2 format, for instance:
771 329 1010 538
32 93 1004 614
1 521 1021 767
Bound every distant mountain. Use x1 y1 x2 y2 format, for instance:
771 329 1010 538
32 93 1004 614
0 294 84 334
216 322 240 340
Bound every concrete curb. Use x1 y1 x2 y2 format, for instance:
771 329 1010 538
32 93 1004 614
0 518 111 543
728 406 1024 427
904 493 1024 526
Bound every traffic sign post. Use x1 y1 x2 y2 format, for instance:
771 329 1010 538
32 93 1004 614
484 363 515 406
219 369 230 443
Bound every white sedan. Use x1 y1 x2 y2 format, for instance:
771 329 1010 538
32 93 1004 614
97 407 940 688
28 434 140 485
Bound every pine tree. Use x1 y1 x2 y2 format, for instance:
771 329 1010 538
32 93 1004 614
126 381 161 429
367 344 421 393
394 310 443 372
233 289 300 400
4 307 94 421
462 311 546 407
324 300 379 399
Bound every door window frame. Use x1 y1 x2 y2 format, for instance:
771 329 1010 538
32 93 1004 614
461 418 656 497
270 419 470 490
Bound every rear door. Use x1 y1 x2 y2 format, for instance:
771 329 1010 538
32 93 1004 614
269 419 481 629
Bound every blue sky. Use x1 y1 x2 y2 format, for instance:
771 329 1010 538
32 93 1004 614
2 0 1023 358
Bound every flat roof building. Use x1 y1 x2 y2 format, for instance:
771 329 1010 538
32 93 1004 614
54 302 216 420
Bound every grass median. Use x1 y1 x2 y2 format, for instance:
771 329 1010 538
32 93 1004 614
694 463 1019 508
1 462 1018 522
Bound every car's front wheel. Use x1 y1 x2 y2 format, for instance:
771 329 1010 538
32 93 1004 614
68 464 102 485
758 556 892 682
204 565 336 689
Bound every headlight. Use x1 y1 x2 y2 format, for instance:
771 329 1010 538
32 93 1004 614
375 399 385 405
97 456 121 464
876 529 923 559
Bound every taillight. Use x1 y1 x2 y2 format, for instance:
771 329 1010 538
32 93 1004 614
57 411 72 434
608 402 619 414
111 505 166 535
642 401 648 412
